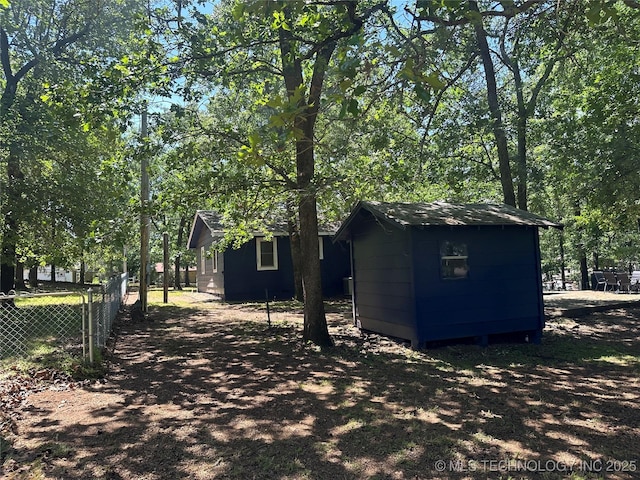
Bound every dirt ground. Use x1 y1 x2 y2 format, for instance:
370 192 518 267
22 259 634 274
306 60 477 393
2 291 639 479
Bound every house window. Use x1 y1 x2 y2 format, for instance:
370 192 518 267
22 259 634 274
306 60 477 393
212 251 218 273
318 236 324 260
256 237 278 271
440 241 468 279
200 246 206 274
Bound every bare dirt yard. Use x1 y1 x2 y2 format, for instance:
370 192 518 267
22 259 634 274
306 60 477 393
2 291 639 479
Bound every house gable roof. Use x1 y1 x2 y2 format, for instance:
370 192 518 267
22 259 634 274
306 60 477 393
187 210 340 249
334 200 563 241
187 211 223 249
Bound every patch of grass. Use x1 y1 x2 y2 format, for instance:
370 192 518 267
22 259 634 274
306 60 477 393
14 292 85 306
40 441 74 458
0 344 104 380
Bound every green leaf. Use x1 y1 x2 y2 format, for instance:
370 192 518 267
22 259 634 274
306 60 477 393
424 73 446 90
269 114 285 127
414 84 431 103
353 85 366 96
232 2 245 21
339 100 349 119
0 0 9 8
347 98 359 116
339 79 353 92
266 96 284 108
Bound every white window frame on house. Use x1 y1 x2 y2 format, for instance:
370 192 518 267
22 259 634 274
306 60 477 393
212 250 218 273
318 236 324 260
200 246 206 274
256 237 278 271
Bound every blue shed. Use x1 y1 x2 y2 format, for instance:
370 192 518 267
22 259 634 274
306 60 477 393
187 210 351 302
334 201 563 347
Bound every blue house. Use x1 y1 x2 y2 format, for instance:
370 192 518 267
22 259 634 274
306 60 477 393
187 210 351 301
334 201 562 347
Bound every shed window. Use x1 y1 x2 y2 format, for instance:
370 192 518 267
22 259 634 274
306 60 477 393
318 236 324 260
200 246 206 274
257 237 278 271
440 242 468 279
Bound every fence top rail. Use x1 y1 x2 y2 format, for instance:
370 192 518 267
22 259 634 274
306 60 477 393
0 291 86 300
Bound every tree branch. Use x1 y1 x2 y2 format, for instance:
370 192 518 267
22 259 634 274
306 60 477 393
410 0 542 25
298 1 387 62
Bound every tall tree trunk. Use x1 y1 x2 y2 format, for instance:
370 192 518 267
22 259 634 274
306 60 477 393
184 264 191 287
297 154 330 345
580 252 589 290
469 1 516 207
287 201 304 302
50 211 57 282
174 216 186 290
279 21 334 347
173 257 182 289
515 110 528 211
1 146 21 293
15 261 25 290
80 259 86 284
1 231 16 292
29 265 38 288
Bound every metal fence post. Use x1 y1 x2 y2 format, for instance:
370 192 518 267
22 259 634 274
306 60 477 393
88 288 94 364
81 292 87 362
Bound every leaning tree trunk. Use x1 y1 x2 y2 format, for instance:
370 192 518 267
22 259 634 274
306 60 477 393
470 1 516 207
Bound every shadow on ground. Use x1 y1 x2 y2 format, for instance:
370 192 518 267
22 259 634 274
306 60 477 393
6 299 640 480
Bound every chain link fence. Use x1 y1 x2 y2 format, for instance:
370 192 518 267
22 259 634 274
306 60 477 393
0 273 128 363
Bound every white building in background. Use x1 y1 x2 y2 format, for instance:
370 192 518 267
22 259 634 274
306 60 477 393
23 265 76 283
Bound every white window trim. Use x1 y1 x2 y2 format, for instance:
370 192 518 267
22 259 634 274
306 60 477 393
318 236 324 260
200 246 206 274
212 250 218 273
256 237 278 271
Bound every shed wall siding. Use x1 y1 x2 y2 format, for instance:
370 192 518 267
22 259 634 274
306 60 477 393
351 216 415 337
320 237 352 297
412 226 544 342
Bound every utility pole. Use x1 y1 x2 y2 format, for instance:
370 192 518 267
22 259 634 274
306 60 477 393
140 107 150 312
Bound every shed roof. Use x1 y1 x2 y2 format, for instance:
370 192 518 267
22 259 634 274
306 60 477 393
334 201 563 241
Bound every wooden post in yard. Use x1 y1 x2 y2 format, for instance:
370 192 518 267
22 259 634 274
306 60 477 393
140 107 149 312
163 232 169 303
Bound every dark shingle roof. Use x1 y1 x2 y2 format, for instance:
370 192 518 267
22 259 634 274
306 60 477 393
334 201 562 241
187 210 340 249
